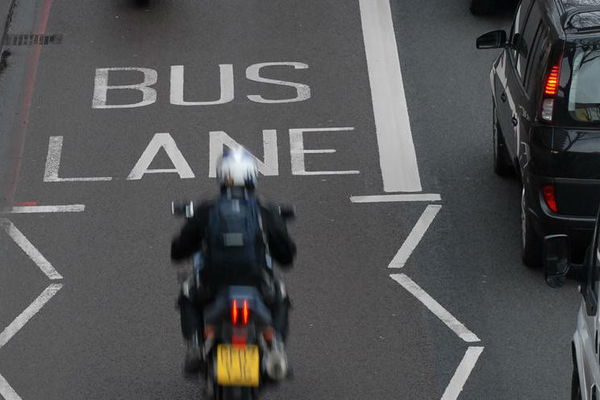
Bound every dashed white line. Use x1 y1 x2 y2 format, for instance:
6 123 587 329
390 273 480 343
442 346 485 400
0 372 22 400
0 284 63 350
0 220 63 280
351 194 442 203
2 205 85 214
359 0 422 193
388 204 442 269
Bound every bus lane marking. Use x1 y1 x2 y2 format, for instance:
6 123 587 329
351 194 442 203
2 205 85 214
359 0 421 193
388 204 441 269
0 219 62 280
0 284 63 349
390 273 480 343
0 372 22 400
442 346 485 400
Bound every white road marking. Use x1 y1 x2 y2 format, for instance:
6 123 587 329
0 284 63 349
0 372 22 400
441 346 484 400
2 205 85 214
0 220 63 280
390 274 480 343
388 205 441 268
170 65 234 106
289 127 360 175
93 67 158 109
44 136 112 182
359 0 421 193
351 194 441 203
209 130 279 177
246 62 311 104
128 133 195 180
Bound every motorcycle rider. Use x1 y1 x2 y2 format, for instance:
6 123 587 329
171 148 296 379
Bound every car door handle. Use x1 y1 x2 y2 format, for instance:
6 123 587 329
511 115 518 126
501 92 507 102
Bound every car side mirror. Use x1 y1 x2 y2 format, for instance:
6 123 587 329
476 30 507 49
544 234 571 288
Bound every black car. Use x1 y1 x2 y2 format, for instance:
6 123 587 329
470 0 517 15
477 0 600 266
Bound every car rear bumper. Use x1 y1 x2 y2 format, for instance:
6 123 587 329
526 175 597 256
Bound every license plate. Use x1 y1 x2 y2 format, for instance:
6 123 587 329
216 344 260 387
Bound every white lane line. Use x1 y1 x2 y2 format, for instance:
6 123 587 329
359 0 421 193
44 136 112 182
442 346 484 400
2 205 85 214
351 194 441 203
0 372 22 400
0 220 63 280
0 284 63 349
390 274 480 343
388 204 441 269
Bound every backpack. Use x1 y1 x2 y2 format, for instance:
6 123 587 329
204 195 266 280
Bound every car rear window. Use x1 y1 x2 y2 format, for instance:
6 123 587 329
554 43 600 126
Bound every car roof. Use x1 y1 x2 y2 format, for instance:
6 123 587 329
552 0 600 36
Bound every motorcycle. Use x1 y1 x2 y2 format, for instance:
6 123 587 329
171 201 294 400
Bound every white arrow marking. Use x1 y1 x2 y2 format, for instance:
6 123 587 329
442 346 484 400
0 372 22 400
0 284 63 349
2 205 85 214
388 205 441 269
0 220 63 280
390 274 480 343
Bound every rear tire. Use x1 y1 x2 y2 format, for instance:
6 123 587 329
572 363 582 400
493 103 514 176
521 187 543 268
470 0 497 15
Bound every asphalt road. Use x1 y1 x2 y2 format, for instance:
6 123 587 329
0 1 582 399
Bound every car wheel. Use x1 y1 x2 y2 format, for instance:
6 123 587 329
470 0 497 15
572 363 582 400
521 187 542 267
493 103 514 176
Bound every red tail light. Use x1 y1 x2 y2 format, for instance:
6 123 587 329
242 300 249 325
544 65 560 96
231 299 250 326
542 184 558 213
231 300 239 325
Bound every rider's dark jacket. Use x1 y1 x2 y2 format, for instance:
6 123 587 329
171 197 296 287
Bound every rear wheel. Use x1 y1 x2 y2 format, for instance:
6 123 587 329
571 363 582 400
493 103 514 176
521 187 543 268
470 0 497 15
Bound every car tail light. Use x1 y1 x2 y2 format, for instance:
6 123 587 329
540 63 561 122
542 184 558 213
544 65 560 96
